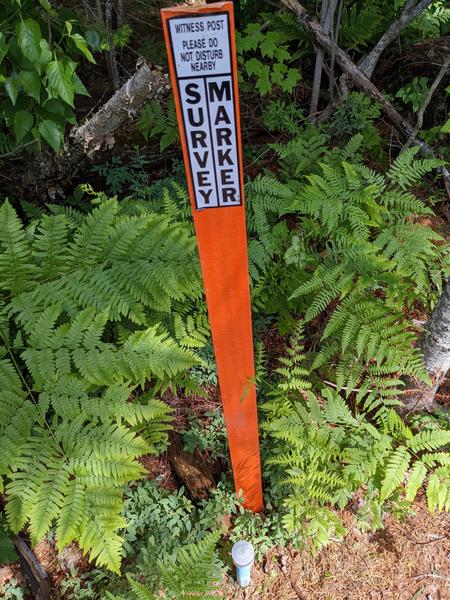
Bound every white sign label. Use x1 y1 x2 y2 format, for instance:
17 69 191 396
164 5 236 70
168 13 242 209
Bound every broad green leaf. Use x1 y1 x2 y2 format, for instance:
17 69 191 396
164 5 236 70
245 58 264 77
38 0 55 13
38 119 63 151
73 73 89 96
46 60 74 107
0 33 8 66
44 98 66 115
17 18 42 63
238 32 263 52
260 31 283 58
441 118 450 133
71 33 95 63
274 46 290 62
279 68 300 93
271 62 288 85
254 64 272 95
14 110 34 142
5 75 19 105
19 70 41 101
38 39 52 66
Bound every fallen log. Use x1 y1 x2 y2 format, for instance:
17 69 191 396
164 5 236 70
13 537 51 600
19 61 169 198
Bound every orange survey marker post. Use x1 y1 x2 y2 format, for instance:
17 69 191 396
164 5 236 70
161 1 263 512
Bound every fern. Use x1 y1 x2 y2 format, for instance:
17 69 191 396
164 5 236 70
273 143 449 404
340 3 385 49
0 197 204 572
387 147 444 189
137 98 179 151
263 330 450 548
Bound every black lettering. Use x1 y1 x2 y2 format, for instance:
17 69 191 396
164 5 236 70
220 169 233 185
208 80 231 102
191 130 207 148
185 83 201 104
196 171 210 187
193 151 208 168
222 187 238 203
217 148 233 166
198 189 213 204
214 105 231 125
216 127 232 146
187 107 204 127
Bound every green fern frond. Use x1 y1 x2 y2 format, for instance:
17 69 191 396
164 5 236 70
380 447 411 501
405 460 427 502
387 147 444 189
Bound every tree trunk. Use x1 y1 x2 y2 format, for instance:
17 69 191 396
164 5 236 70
404 279 450 411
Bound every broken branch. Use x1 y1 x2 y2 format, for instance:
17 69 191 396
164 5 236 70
280 0 450 197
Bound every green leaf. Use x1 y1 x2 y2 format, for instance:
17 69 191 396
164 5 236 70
17 18 42 63
0 517 17 564
19 70 41 102
245 58 263 77
71 33 95 63
46 60 74 107
279 68 300 93
255 64 272 95
38 0 55 14
73 73 89 96
441 118 450 133
14 110 34 142
85 30 101 52
5 75 19 105
380 447 411 501
0 33 8 66
38 119 63 151
405 460 427 502
38 39 52 66
260 31 283 58
238 30 264 52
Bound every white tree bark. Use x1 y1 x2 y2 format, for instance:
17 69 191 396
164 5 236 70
404 279 450 411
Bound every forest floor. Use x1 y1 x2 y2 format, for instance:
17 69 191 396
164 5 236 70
2 475 448 600
2 358 450 600
221 496 450 600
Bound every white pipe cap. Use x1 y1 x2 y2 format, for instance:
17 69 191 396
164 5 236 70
231 541 255 567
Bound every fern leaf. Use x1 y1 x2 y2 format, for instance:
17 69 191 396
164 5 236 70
405 460 427 502
380 447 411 501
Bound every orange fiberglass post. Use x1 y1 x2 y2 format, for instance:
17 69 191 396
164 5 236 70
161 1 263 512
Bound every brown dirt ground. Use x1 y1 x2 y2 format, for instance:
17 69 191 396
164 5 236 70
222 496 450 600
